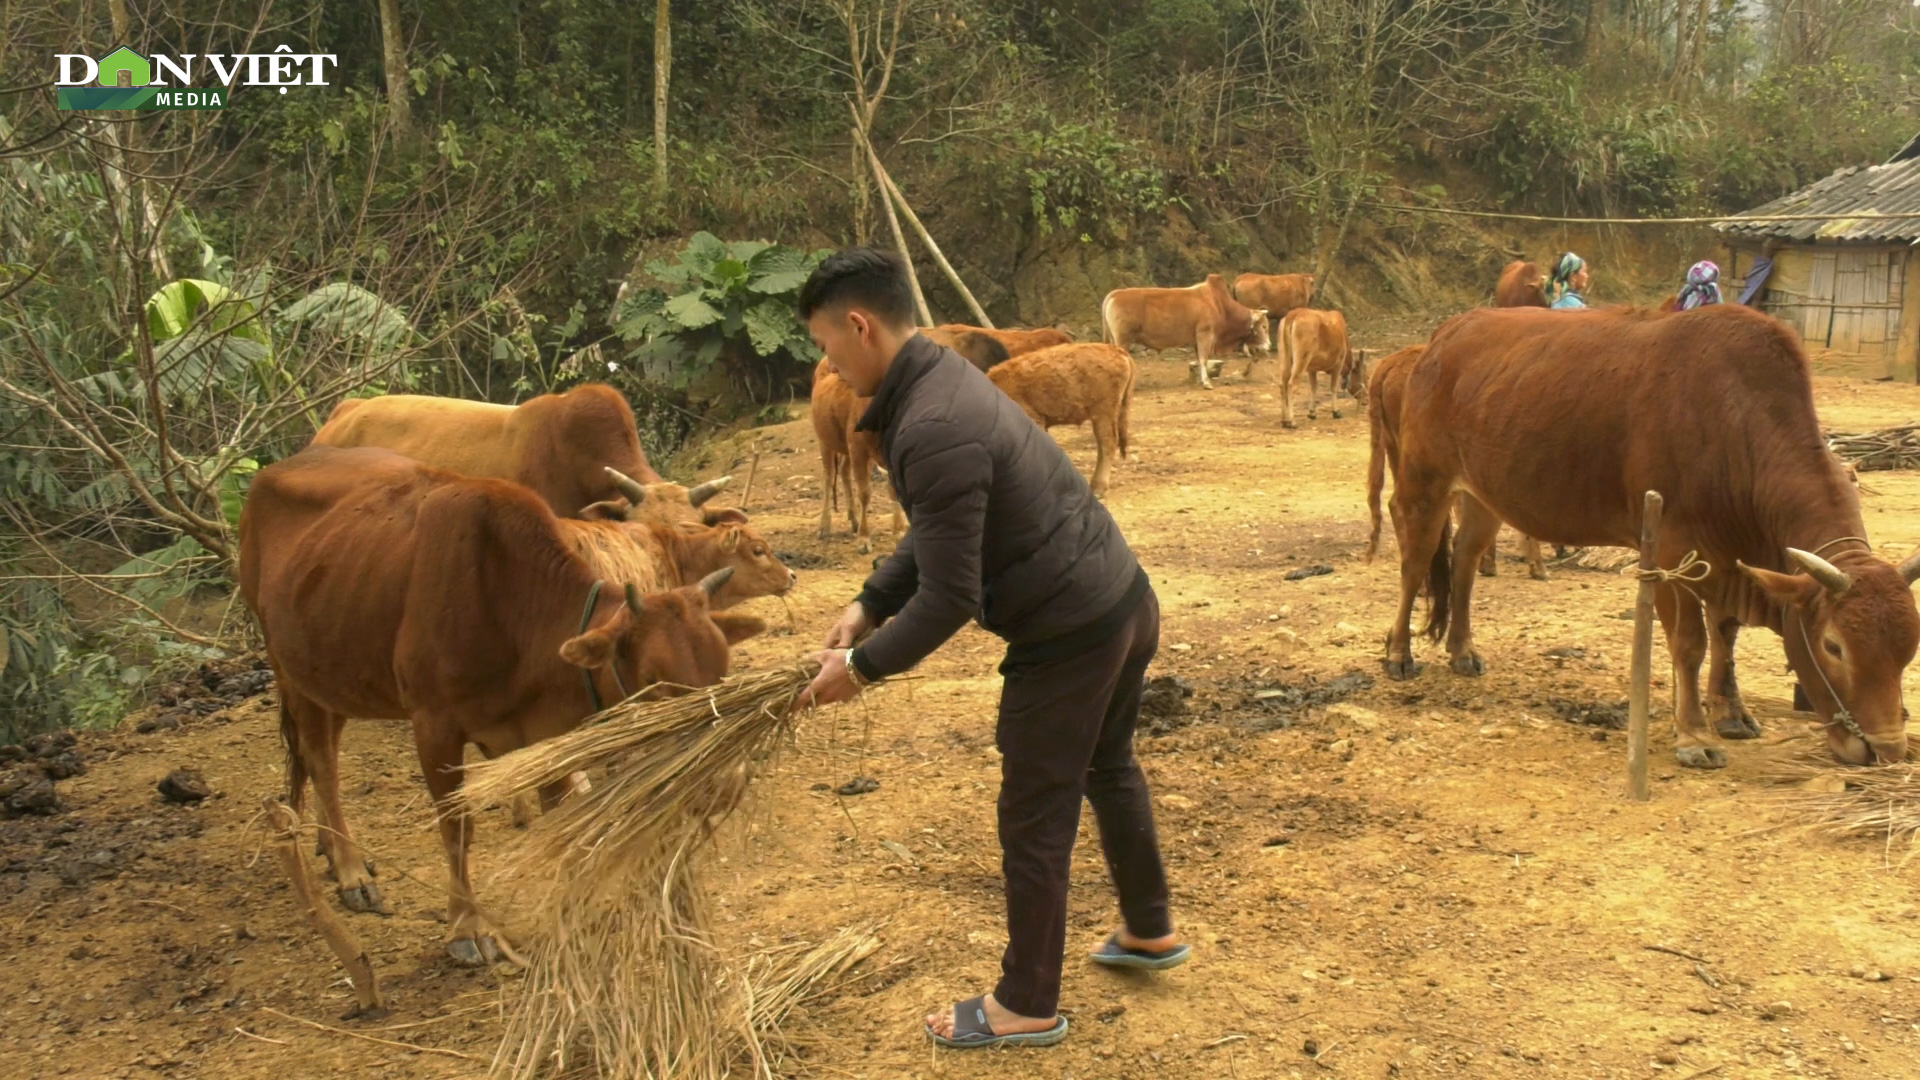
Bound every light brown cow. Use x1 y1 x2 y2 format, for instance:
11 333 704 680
313 386 743 528
1494 261 1548 308
1233 272 1315 351
811 359 904 553
239 446 766 964
935 324 1075 359
1276 308 1360 427
920 326 1011 372
1101 274 1269 389
1382 304 1920 769
987 343 1135 497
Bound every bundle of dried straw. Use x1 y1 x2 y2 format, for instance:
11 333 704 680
1764 746 1920 849
458 660 864 1080
1827 424 1920 473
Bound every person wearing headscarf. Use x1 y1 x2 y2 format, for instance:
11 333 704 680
1545 252 1588 309
1675 260 1722 311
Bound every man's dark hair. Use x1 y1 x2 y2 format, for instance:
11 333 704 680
796 247 916 327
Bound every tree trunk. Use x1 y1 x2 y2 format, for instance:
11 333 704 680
652 0 671 200
852 107 931 325
849 138 871 245
103 0 171 284
378 0 413 139
871 157 994 328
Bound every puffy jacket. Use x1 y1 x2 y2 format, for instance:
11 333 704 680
848 333 1144 680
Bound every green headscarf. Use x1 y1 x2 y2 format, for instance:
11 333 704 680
1545 252 1585 305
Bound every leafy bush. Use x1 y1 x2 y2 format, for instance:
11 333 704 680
1481 69 1703 216
993 107 1177 238
612 233 828 394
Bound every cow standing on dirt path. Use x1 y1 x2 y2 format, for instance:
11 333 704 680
1482 261 1553 579
987 343 1135 497
1382 304 1920 769
1232 272 1314 348
239 446 766 964
1275 308 1361 427
1101 274 1268 389
812 359 905 552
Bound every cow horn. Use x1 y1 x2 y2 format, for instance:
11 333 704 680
687 475 733 506
698 566 735 596
624 582 645 614
604 467 648 504
1899 547 1920 587
1786 548 1852 595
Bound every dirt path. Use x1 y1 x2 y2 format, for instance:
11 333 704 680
5 353 1920 1080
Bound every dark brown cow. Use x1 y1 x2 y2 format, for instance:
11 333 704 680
811 359 904 553
921 327 1012 372
987 343 1135 497
1233 272 1315 349
1494 261 1548 308
239 446 766 963
1383 305 1920 768
935 324 1075 360
313 386 743 528
1101 274 1270 389
1275 308 1359 427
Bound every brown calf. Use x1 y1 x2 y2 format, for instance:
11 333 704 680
1276 308 1359 426
987 343 1135 497
811 359 905 553
921 327 1011 372
1494 261 1548 308
936 324 1076 359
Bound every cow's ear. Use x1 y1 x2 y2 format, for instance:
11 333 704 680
1737 561 1821 607
559 629 616 668
703 507 750 527
579 499 630 521
710 612 766 645
720 525 741 551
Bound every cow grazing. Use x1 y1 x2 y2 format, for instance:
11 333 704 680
811 360 904 553
313 385 743 527
1494 261 1548 308
1276 308 1360 426
987 343 1135 497
1382 304 1920 768
935 324 1075 360
1233 272 1315 346
921 327 1011 372
1101 274 1269 389
239 446 766 964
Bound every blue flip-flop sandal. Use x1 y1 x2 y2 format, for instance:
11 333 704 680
925 995 1069 1049
1090 933 1191 971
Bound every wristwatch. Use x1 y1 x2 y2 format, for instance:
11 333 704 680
842 648 869 688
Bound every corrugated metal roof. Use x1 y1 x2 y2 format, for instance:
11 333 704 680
1714 154 1920 244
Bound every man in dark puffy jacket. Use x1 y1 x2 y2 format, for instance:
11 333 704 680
795 249 1187 1049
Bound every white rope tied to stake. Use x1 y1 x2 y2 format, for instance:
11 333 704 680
1625 550 1713 583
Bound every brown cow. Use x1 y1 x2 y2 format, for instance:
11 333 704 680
1276 308 1360 427
1101 274 1269 389
1363 344 1545 581
1233 272 1314 348
1382 304 1920 768
1494 261 1548 308
811 359 905 553
935 324 1075 360
239 446 765 963
313 385 743 528
921 327 1011 372
987 343 1135 497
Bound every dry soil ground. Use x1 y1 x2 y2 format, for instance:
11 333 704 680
5 349 1920 1080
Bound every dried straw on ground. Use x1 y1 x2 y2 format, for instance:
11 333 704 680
1762 739 1920 850
1827 424 1920 473
458 661 864 1080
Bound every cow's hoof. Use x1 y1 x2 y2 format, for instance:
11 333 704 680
1674 745 1728 769
1714 712 1762 740
338 881 390 915
1281 419 1296 429
1478 562 1497 578
446 936 503 967
856 538 872 555
1331 409 1342 419
1383 656 1423 681
1529 567 1550 582
1450 652 1486 677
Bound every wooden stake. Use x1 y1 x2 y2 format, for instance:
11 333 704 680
1628 490 1663 802
739 438 764 514
849 106 932 327
867 154 995 328
264 799 383 1015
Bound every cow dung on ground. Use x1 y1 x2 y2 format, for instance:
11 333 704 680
157 768 212 803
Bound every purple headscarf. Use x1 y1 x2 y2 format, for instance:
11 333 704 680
1677 260 1721 311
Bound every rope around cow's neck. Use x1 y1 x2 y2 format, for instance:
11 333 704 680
1796 614 1867 742
1809 536 1872 558
577 580 630 713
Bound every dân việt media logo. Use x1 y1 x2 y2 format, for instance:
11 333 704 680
56 45 337 110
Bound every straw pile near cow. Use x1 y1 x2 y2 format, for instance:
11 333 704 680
1765 743 1920 850
459 660 860 1079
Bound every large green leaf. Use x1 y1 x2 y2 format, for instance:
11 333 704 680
748 245 811 276
744 300 801 357
108 535 210 607
219 458 259 527
682 232 727 275
145 279 268 344
748 269 812 295
276 282 417 354
707 257 751 292
663 291 723 330
727 240 771 265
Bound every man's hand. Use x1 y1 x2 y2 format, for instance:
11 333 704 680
794 649 864 714
822 602 873 649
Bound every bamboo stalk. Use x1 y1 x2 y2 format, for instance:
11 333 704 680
1628 491 1663 802
849 105 932 327
866 153 994 328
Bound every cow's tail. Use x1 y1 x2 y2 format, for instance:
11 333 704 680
1099 292 1117 345
1422 514 1453 644
1365 398 1388 563
278 686 307 808
1117 352 1135 460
